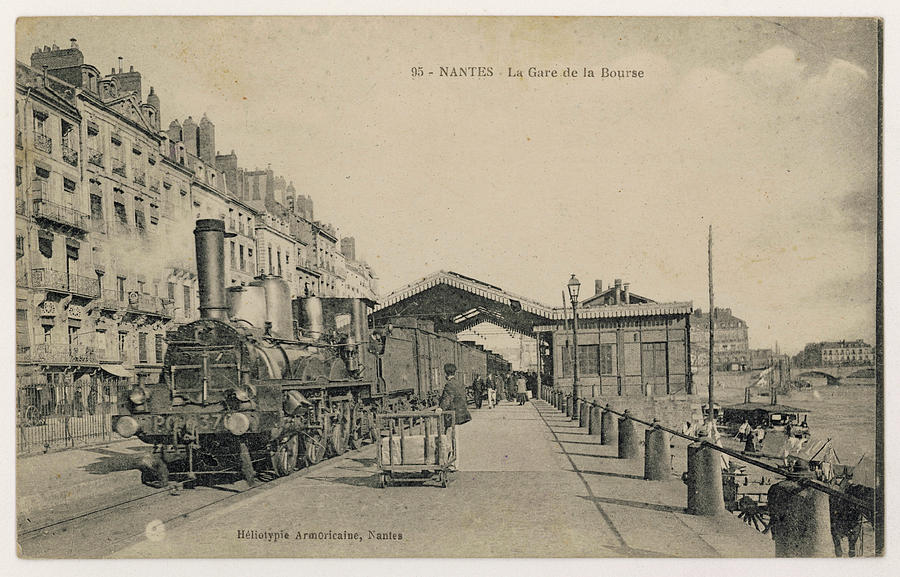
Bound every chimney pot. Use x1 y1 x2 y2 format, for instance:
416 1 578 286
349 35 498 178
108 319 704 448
130 65 134 72
623 282 631 305
594 279 603 295
70 38 77 48
118 57 123 73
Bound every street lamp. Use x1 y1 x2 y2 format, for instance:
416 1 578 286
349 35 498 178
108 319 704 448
567 274 581 421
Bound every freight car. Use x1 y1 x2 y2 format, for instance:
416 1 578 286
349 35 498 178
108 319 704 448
111 219 501 488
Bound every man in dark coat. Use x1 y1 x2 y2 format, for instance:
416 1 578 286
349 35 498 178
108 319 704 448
439 363 472 425
473 376 484 410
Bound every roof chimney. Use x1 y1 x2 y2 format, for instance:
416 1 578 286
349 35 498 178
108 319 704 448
614 279 622 305
623 282 631 304
70 38 78 48
118 56 123 73
594 279 603 296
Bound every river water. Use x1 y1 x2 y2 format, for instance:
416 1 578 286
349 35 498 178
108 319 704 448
717 383 877 466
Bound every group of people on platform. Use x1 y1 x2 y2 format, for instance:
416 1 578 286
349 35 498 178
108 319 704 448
470 372 531 410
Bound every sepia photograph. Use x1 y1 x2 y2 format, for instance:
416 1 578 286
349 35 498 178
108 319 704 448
10 13 884 563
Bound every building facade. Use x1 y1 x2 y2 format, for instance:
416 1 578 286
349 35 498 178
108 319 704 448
820 340 874 366
15 42 379 444
688 307 751 371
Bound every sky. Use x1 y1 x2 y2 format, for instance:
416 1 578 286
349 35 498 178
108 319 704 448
15 17 880 354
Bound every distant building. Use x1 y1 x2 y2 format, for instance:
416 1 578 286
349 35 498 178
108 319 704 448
821 340 873 366
689 307 750 371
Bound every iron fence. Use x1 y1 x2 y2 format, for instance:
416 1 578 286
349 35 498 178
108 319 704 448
16 381 119 455
31 268 101 298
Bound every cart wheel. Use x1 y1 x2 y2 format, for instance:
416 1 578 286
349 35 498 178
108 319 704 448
329 418 347 456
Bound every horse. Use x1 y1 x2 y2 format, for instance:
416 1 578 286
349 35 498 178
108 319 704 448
829 484 874 557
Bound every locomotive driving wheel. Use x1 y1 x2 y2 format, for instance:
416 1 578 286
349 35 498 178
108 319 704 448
304 420 329 466
272 435 299 477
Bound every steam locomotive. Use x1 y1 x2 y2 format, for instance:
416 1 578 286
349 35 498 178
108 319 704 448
112 219 507 487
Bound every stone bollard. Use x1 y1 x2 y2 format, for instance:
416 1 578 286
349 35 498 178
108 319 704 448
557 392 563 412
644 420 671 480
572 397 580 421
617 412 640 460
589 404 602 436
579 401 589 428
600 405 617 445
565 395 572 417
767 481 834 557
685 436 725 516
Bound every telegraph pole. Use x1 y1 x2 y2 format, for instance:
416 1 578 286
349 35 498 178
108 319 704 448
708 225 715 423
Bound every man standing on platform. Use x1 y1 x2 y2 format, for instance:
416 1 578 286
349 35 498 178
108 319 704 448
516 374 528 405
473 375 484 410
439 363 471 425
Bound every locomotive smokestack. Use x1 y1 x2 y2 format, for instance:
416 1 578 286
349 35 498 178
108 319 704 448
194 219 229 321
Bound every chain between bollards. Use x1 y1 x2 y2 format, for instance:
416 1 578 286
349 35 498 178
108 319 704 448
561 395 871 512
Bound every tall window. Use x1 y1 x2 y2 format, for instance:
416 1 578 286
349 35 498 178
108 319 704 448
577 344 599 375
114 202 127 225
134 207 145 232
239 245 245 270
155 334 164 363
118 332 126 360
641 342 668 378
268 246 273 274
183 285 192 313
138 333 148 363
90 194 103 220
167 282 175 301
599 344 615 375
230 241 236 270
117 276 126 301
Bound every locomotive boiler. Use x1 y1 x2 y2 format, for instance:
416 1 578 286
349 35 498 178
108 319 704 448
112 219 509 488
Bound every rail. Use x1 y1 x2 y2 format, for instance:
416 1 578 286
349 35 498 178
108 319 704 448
551 390 872 512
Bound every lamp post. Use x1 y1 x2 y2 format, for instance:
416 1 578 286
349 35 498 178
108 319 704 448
567 274 581 421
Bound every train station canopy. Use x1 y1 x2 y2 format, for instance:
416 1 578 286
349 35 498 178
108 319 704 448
373 270 692 337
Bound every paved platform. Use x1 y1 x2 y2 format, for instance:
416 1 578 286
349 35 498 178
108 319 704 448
17 438 152 524
110 399 775 558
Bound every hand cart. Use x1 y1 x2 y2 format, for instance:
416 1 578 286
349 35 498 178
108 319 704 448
375 408 457 488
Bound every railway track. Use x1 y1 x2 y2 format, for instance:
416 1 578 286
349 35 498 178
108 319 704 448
17 443 372 558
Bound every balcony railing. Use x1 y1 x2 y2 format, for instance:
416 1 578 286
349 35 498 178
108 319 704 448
100 289 174 317
149 181 159 193
133 169 146 186
26 343 98 365
34 133 52 154
62 144 79 166
88 148 104 167
33 198 90 232
112 158 126 177
31 268 100 299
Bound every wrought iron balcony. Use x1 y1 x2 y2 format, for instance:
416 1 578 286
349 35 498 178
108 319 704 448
88 148 104 167
99 289 174 318
32 197 91 232
34 133 52 154
30 268 100 299
133 169 146 186
62 144 79 166
27 343 98 365
112 158 126 177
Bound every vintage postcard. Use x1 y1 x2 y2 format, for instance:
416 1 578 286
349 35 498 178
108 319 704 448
12 16 882 561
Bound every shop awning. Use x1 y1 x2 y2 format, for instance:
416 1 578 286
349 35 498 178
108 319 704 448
100 364 135 378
